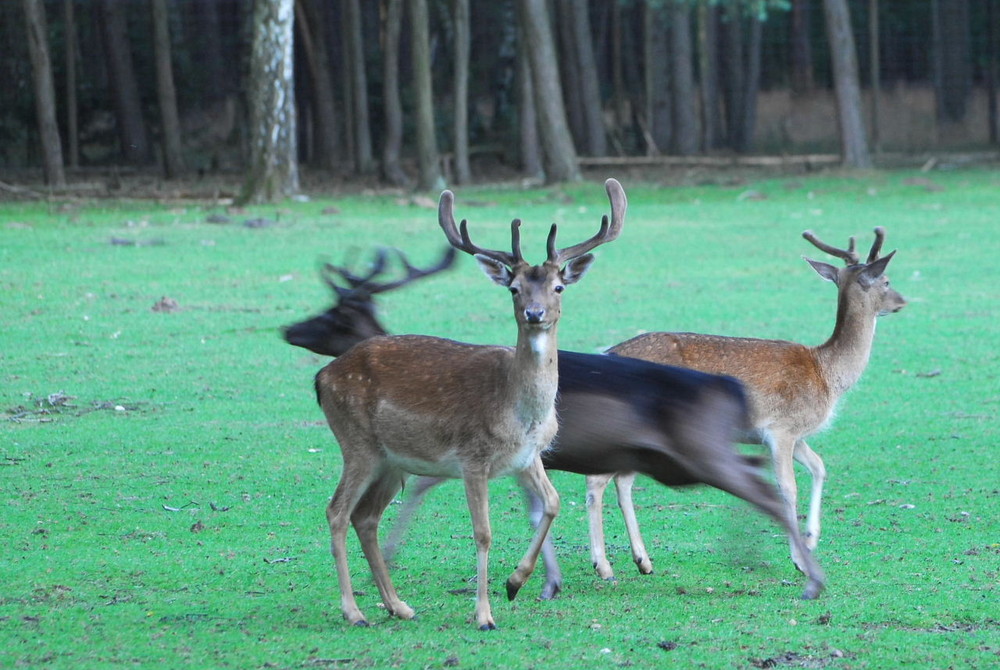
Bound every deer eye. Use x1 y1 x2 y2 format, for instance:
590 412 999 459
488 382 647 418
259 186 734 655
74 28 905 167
553 285 565 294
509 286 519 296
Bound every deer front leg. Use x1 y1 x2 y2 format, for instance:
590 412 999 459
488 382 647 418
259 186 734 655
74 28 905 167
768 432 809 573
525 489 563 599
352 470 415 620
793 439 827 551
586 473 616 581
613 472 653 574
462 471 496 631
506 458 560 602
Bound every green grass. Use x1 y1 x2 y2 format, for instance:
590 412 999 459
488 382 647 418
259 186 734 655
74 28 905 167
2 169 998 669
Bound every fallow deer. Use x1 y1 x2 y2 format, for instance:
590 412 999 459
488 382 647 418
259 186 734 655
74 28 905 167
313 179 624 630
606 227 906 573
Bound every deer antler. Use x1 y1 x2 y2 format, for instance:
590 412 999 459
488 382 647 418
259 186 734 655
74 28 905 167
365 247 457 295
802 230 859 265
867 227 886 263
438 190 521 266
547 178 627 265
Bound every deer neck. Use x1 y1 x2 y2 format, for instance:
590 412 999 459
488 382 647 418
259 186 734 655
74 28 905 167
510 325 560 425
814 290 878 395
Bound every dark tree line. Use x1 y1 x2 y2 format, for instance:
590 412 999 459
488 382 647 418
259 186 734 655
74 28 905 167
6 0 999 200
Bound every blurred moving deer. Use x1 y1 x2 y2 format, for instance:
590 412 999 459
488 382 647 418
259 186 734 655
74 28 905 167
607 228 906 572
313 179 623 629
287 191 826 603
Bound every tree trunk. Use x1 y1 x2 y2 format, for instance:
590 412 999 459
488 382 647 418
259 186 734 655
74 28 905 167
295 0 339 170
518 0 580 183
453 0 472 184
555 0 585 151
23 0 65 186
738 13 762 153
645 2 670 154
239 0 299 204
517 33 544 180
380 0 410 186
151 0 185 178
822 0 872 168
98 0 153 165
698 2 722 151
668 1 698 155
790 0 815 94
343 0 374 173
569 0 606 156
410 0 444 190
933 0 971 123
64 0 78 169
720 6 745 150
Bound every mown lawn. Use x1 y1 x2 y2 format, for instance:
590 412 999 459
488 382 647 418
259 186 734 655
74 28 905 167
1 168 997 669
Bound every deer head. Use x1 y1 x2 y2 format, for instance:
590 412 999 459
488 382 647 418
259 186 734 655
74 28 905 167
282 246 456 357
438 178 627 332
803 227 907 317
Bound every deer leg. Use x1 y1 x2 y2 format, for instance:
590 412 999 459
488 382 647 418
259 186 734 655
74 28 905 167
506 457 560 602
793 439 826 551
383 475 444 564
326 460 380 627
462 470 496 631
767 432 810 574
352 469 415 620
586 473 616 580
613 472 653 575
525 489 562 600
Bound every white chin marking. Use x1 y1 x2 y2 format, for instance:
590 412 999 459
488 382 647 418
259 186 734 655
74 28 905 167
531 332 549 356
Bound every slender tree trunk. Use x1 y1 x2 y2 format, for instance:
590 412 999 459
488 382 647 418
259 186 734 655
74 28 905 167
453 0 472 184
570 0 606 156
517 33 544 180
698 2 722 151
410 0 444 190
645 1 670 154
556 0 585 150
151 0 185 178
668 1 698 155
518 0 579 183
381 0 410 185
295 0 339 170
822 0 872 167
64 0 78 168
738 13 762 153
933 0 971 123
98 0 153 165
24 0 65 186
869 0 881 154
790 0 815 94
239 0 299 204
720 7 745 150
343 0 374 172
988 0 999 144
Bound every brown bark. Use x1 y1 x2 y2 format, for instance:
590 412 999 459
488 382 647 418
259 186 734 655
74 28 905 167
23 0 65 186
151 0 185 178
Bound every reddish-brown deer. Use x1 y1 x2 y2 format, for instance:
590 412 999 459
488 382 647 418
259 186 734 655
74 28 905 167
314 179 625 629
605 227 906 572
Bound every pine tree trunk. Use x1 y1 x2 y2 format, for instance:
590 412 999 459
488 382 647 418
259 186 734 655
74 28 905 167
645 2 670 154
519 0 579 183
698 3 722 151
23 0 65 186
409 0 443 190
668 1 698 155
568 0 605 156
453 0 472 184
63 0 78 169
822 0 872 167
239 0 299 204
381 0 410 186
151 0 185 178
517 36 543 180
98 0 152 165
295 0 339 170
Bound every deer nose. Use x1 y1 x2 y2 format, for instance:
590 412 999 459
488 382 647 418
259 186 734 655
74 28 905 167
524 305 545 323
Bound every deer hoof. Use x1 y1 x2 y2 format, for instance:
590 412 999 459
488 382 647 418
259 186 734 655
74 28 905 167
800 578 824 601
539 580 562 600
352 619 370 628
505 579 522 602
479 622 498 631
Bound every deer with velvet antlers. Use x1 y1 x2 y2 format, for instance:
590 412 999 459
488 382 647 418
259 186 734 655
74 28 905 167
604 227 906 573
313 179 624 630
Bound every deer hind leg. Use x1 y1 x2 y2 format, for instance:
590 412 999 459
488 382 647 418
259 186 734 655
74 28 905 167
351 468 415 620
613 472 653 575
383 475 444 565
793 439 826 551
462 469 496 630
326 457 380 626
525 489 562 600
586 473 616 580
506 457 560 603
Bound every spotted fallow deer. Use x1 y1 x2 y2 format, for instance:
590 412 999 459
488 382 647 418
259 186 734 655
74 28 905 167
605 227 906 573
313 179 625 630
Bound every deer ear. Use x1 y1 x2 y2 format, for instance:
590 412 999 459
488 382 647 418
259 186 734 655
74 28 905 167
475 254 513 287
561 253 596 285
858 250 895 288
804 256 839 283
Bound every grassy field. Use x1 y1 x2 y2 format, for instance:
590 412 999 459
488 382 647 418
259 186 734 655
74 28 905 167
2 168 998 669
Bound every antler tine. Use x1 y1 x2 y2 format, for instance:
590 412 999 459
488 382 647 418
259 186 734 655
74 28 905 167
549 178 627 265
802 230 860 265
867 227 886 263
366 246 458 295
324 247 390 289
438 189 518 266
